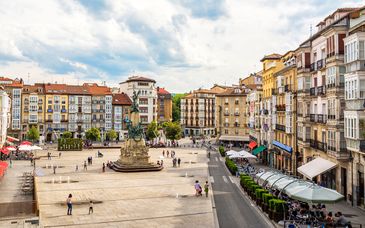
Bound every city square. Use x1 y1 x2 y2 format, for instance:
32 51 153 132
1 1 365 228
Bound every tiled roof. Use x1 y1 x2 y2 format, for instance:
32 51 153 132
157 87 170 95
112 93 132 105
124 76 156 83
260 53 282 62
23 84 45 94
83 83 112 95
0 77 24 87
44 83 67 94
65 85 89 95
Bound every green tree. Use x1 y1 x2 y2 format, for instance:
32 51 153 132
27 126 40 142
62 131 72 139
165 121 182 142
146 121 159 140
106 129 118 141
85 127 101 141
172 94 185 122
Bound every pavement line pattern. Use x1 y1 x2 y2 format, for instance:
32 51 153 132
43 211 213 227
228 176 235 183
222 176 228 183
210 176 214 183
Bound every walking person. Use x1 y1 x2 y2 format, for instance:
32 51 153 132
194 180 202 196
167 150 169 157
88 200 94 214
75 165 78 172
204 181 209 197
162 150 165 157
53 166 57 174
102 163 105 172
59 152 62 158
177 158 181 167
84 161 87 171
66 194 73 215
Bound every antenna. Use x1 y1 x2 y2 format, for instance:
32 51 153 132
310 24 312 37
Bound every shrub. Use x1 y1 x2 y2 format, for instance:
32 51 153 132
262 193 275 205
58 138 83 151
219 146 225 156
225 157 238 175
268 199 286 212
255 188 268 200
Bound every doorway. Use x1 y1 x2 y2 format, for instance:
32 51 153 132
341 167 347 200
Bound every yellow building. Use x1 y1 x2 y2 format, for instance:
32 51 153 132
44 84 69 141
21 84 46 140
240 71 262 87
157 87 172 123
273 51 298 174
260 54 284 167
215 86 250 147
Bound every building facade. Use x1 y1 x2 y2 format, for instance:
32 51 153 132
215 87 250 147
344 7 365 208
260 54 284 167
247 86 263 153
157 87 172 123
0 88 10 147
181 85 226 137
272 51 297 174
119 76 157 125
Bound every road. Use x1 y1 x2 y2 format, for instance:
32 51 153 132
208 150 273 228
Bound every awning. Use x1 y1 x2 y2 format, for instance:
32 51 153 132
272 140 292 153
297 157 337 179
248 141 257 150
0 148 9 155
6 136 19 142
252 145 266 155
219 135 250 141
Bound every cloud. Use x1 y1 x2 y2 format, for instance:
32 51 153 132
0 0 363 92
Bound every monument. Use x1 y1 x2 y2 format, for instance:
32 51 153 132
111 91 163 172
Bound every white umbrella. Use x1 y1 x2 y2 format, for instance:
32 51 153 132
286 183 344 203
18 145 32 151
225 150 238 156
229 154 246 159
237 150 257 159
30 145 42 150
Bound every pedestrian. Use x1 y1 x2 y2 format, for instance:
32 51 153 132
194 180 202 197
204 181 209 197
90 156 93 165
161 160 163 167
102 163 105 172
49 152 52 160
88 200 93 214
66 194 72 215
84 161 87 171
75 165 78 172
59 152 62 158
162 150 165 157
53 166 56 174
9 158 12 168
177 158 181 167
47 152 50 160
167 150 169 157
157 160 160 166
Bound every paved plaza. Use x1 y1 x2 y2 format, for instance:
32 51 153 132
32 146 214 227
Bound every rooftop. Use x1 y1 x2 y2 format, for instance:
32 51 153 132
112 93 132 105
124 76 156 84
260 53 282 62
157 87 170 95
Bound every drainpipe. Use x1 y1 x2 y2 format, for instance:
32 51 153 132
350 151 354 207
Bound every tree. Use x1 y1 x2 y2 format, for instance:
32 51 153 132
172 94 186 122
164 121 182 142
106 129 118 141
146 121 159 141
85 127 101 141
27 126 40 142
62 131 72 139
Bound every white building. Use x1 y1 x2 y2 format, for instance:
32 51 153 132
119 76 157 125
0 89 10 147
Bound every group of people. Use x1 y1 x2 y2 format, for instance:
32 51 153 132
194 180 209 197
66 194 94 216
288 201 352 227
162 150 176 158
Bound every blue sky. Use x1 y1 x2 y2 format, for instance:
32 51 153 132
0 0 363 92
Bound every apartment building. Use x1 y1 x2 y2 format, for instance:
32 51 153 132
21 84 46 140
272 51 297 174
260 54 284 168
44 84 68 141
296 8 354 198
119 76 157 125
0 77 23 139
240 71 262 87
181 85 226 137
215 86 250 147
67 85 92 139
0 88 10 147
85 83 113 132
157 87 172 123
112 93 132 140
344 7 365 208
247 85 264 154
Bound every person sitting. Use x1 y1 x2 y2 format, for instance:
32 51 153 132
335 212 352 227
325 212 334 227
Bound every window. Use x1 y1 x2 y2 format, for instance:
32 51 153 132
328 131 336 151
326 66 336 85
345 116 358 139
29 114 38 123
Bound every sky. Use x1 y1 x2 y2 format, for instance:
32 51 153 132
0 0 363 93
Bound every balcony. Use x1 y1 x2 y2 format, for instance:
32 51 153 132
271 88 277 95
310 63 316 72
61 109 67 113
310 139 327 152
235 101 239 105
224 112 229 116
24 109 29 113
46 119 53 122
234 112 240 116
317 59 325 70
317 86 326 95
234 123 240 127
224 123 229 127
100 100 105 104
275 124 285 132
310 114 316 122
47 109 53 113
38 109 43 113
309 87 317 96
276 105 285 112
317 114 327 124
61 119 67 122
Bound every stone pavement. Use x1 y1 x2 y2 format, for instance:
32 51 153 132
34 146 214 227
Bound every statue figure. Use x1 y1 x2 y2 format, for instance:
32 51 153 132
131 90 141 113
